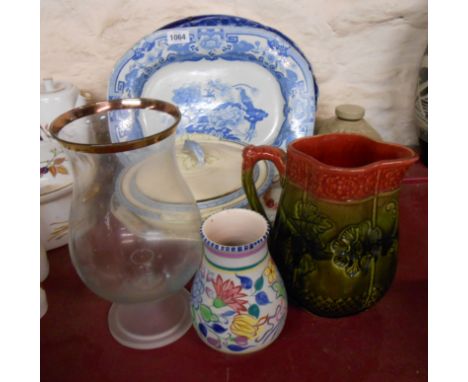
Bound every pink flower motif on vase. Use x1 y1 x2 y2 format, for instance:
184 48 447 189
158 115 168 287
211 275 248 313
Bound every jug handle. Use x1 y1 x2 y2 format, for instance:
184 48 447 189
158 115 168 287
242 145 286 221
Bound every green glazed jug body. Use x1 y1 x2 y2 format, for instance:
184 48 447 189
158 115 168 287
242 134 418 317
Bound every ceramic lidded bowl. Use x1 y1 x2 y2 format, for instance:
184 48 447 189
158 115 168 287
115 134 274 221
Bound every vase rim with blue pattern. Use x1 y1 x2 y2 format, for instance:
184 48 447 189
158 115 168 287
200 209 270 271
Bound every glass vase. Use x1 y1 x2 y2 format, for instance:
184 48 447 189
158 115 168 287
49 98 203 349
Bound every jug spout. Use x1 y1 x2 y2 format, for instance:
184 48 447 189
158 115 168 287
286 134 419 202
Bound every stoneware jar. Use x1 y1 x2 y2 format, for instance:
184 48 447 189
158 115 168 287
190 209 287 354
317 104 382 141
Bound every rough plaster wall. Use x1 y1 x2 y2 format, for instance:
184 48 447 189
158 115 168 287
40 0 427 144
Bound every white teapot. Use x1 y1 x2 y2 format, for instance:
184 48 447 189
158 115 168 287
40 78 89 136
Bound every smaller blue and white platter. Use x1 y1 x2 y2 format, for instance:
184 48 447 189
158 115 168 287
108 15 318 149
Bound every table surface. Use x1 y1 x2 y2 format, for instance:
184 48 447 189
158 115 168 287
40 160 428 382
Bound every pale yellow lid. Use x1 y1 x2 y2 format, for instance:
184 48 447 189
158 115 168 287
176 135 246 201
335 104 365 121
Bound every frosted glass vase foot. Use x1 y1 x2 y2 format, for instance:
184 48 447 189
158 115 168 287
108 289 192 350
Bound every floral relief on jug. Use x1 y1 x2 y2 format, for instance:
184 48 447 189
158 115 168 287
272 178 403 317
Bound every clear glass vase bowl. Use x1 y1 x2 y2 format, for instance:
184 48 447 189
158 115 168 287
49 98 203 349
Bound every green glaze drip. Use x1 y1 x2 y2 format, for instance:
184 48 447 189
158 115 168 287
365 170 381 307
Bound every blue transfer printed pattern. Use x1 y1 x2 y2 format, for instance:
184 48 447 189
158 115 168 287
171 81 268 143
108 22 317 148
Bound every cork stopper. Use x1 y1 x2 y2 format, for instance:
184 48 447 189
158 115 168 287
335 104 365 121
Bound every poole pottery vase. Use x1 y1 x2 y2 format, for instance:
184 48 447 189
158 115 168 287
242 134 418 317
190 209 287 354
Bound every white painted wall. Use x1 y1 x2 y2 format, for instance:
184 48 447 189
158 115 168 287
40 0 427 144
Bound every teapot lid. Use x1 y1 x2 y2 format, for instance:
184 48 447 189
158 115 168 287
40 78 76 96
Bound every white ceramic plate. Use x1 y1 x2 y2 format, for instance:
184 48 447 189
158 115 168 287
108 15 318 149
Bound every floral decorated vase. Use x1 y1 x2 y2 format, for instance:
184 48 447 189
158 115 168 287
190 209 287 354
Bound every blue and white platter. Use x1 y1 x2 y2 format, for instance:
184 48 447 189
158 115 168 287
108 15 318 149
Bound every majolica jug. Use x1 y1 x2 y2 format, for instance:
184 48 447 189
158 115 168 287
242 134 418 317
